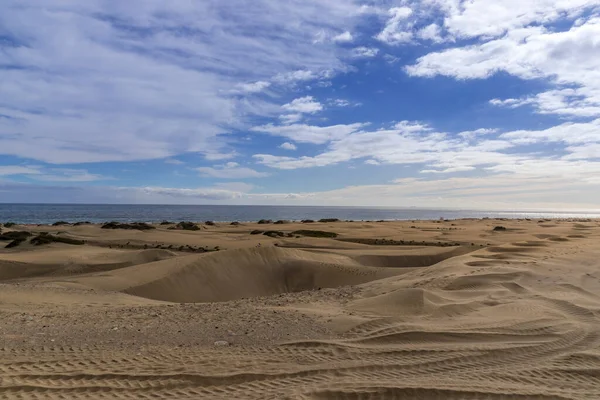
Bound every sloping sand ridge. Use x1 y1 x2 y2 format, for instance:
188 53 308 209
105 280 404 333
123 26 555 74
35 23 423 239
1 218 600 399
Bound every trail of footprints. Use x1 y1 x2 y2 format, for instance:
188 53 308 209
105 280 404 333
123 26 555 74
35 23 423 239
1 317 599 400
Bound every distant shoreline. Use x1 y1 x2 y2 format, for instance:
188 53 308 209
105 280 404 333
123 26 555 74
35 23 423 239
3 216 600 228
2 203 600 225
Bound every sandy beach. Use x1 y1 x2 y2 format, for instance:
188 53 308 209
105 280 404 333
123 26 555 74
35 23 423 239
1 218 600 399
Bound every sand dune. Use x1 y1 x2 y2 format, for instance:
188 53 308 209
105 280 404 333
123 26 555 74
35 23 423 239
1 219 599 399
0 246 176 281
59 247 406 302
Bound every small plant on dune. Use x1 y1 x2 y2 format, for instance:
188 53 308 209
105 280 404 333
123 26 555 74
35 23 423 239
159 220 173 225
318 218 340 223
257 219 272 224
263 230 285 237
250 230 264 235
292 230 338 238
101 221 155 230
301 219 314 223
230 221 240 225
172 221 200 231
30 233 84 246
205 220 216 226
52 221 70 226
0 231 32 241
73 221 91 226
3 222 16 228
5 239 25 248
274 220 290 224
493 226 507 231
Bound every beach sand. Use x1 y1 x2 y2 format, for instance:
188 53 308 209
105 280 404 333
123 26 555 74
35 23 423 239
1 218 599 399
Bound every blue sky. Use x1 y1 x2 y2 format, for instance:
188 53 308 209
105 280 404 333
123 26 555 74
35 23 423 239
1 0 600 209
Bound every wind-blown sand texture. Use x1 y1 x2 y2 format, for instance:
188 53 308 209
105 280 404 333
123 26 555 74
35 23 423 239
1 218 599 399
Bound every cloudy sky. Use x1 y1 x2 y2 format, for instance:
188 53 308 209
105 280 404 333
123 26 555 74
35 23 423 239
1 0 600 209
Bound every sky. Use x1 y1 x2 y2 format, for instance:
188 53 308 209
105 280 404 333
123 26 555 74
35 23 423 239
1 0 600 210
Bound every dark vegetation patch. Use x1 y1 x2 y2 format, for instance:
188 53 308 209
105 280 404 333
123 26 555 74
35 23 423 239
30 233 85 246
250 230 264 235
102 221 156 230
5 239 24 248
257 219 272 224
292 230 338 238
263 230 285 237
73 221 91 226
337 238 461 247
274 220 290 224
168 221 201 231
318 218 340 223
301 219 315 223
205 220 216 226
159 220 173 225
493 226 507 231
230 221 241 225
52 221 70 226
0 231 32 241
3 222 16 228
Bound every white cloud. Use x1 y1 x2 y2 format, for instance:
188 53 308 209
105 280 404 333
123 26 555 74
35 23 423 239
137 187 244 201
0 165 108 182
351 47 380 58
251 122 366 144
282 96 323 114
279 114 303 125
236 81 271 93
196 162 269 179
458 128 498 140
164 159 185 165
2 176 599 209
333 31 354 43
329 99 361 107
407 17 600 118
203 151 238 161
252 118 600 186
213 182 255 192
375 7 414 45
500 119 600 145
365 159 380 165
417 24 444 43
279 142 297 151
0 166 42 176
0 0 368 164
429 0 599 39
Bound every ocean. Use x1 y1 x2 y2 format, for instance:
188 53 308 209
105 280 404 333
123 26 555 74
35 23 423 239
0 204 599 225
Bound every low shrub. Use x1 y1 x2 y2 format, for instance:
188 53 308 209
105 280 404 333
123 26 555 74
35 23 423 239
318 218 340 223
205 220 216 226
5 239 24 248
159 220 173 225
101 221 155 230
73 221 91 226
30 233 84 246
274 220 290 224
301 219 315 223
493 226 507 231
0 231 32 241
263 230 284 237
52 221 70 226
250 230 264 235
257 219 272 224
173 221 200 231
3 222 16 228
230 221 240 225
292 230 338 238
